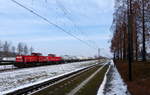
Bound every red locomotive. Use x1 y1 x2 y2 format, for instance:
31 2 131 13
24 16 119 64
15 53 63 67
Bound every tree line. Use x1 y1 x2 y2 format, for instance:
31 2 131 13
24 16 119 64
110 0 150 61
0 40 34 57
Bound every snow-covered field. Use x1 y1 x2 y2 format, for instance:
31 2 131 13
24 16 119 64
0 65 17 71
0 61 98 93
97 60 130 95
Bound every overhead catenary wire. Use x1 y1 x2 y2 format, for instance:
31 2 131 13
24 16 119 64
11 0 98 50
55 0 99 48
40 0 99 49
41 0 100 49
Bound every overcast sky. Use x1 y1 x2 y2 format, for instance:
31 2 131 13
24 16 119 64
0 0 114 57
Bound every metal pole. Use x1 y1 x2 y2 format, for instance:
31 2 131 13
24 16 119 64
98 48 100 58
142 0 146 61
127 0 132 81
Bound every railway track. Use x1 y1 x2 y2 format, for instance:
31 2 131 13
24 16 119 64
0 60 99 73
0 61 15 65
4 62 109 95
0 68 18 72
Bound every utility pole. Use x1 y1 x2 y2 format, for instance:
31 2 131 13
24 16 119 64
98 48 100 58
142 0 146 62
98 48 100 62
127 0 133 81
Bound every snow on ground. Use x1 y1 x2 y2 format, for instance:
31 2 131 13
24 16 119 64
0 61 98 93
97 60 130 95
0 65 17 71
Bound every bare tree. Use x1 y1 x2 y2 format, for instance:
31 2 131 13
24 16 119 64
111 0 150 62
0 40 3 51
3 41 10 53
17 42 24 55
23 45 28 55
30 47 34 54
11 46 16 54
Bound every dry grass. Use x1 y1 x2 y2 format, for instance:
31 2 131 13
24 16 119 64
76 66 108 95
115 60 150 95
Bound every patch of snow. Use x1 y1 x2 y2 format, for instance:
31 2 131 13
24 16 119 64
0 65 16 70
0 60 98 93
97 60 130 95
97 62 111 95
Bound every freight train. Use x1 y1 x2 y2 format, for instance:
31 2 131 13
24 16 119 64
0 53 96 68
14 53 64 68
